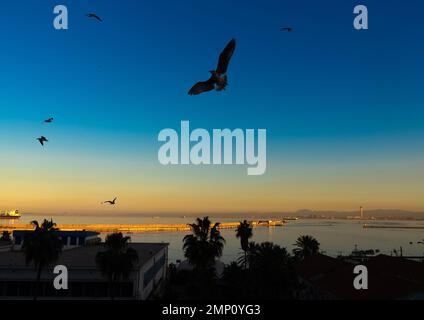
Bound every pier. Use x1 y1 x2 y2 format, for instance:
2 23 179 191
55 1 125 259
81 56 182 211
0 220 285 233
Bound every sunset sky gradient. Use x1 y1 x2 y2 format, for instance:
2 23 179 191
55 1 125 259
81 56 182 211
1 0 423 215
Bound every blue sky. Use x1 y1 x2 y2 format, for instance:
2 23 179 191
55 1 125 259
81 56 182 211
0 0 423 214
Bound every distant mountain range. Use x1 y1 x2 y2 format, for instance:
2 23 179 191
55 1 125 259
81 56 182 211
208 209 424 220
24 209 424 220
290 209 424 219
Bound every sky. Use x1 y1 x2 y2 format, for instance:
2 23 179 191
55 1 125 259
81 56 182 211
0 0 423 215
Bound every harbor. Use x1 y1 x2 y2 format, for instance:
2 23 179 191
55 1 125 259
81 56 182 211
0 220 285 233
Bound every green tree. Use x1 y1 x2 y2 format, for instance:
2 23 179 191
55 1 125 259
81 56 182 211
22 219 63 300
236 220 253 269
293 235 320 260
183 217 225 271
95 232 139 300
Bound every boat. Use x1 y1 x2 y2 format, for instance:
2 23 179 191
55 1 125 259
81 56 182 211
0 210 21 219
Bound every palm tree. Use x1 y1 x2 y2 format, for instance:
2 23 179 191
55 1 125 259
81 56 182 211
95 232 139 300
0 231 11 242
236 220 253 269
248 242 291 269
183 217 226 271
293 235 320 260
243 241 296 299
221 261 246 299
22 219 63 300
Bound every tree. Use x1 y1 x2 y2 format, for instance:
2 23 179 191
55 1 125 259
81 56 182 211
22 219 63 300
182 217 226 299
246 241 296 299
293 235 320 260
95 232 139 300
236 220 253 269
183 217 225 271
0 231 11 242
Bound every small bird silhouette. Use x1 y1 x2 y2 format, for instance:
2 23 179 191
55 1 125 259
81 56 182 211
87 13 102 22
188 38 236 95
37 136 48 146
101 197 117 205
281 27 293 32
43 117 54 123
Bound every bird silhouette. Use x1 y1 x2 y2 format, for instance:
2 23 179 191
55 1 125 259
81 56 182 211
101 197 117 205
87 13 102 22
281 27 293 32
188 38 236 95
37 136 48 146
43 118 54 123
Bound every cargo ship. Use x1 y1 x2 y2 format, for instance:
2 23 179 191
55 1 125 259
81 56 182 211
0 210 21 219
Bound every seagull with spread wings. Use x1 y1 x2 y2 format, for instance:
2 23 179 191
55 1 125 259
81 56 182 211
37 136 48 146
87 13 103 22
43 117 54 123
281 27 293 32
188 38 236 95
101 197 117 205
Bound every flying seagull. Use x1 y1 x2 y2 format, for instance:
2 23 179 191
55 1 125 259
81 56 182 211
188 38 236 95
101 197 117 205
87 13 103 22
281 27 293 32
37 136 48 146
43 117 54 123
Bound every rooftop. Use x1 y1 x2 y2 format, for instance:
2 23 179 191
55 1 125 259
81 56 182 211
0 242 168 269
294 254 352 281
294 254 424 299
12 230 100 237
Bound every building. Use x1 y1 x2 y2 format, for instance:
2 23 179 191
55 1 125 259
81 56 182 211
0 233 169 300
12 230 101 250
294 254 424 299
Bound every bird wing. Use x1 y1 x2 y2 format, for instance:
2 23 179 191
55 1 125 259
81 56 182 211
188 78 215 95
88 14 102 22
38 139 44 146
216 39 236 75
112 197 117 202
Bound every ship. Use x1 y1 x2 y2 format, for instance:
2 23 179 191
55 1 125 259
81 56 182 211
0 210 21 219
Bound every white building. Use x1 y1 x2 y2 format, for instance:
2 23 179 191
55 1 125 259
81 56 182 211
0 242 168 300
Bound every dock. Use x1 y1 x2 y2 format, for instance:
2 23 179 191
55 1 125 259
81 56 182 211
0 220 285 233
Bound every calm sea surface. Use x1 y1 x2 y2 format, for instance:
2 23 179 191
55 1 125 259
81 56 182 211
7 216 424 263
